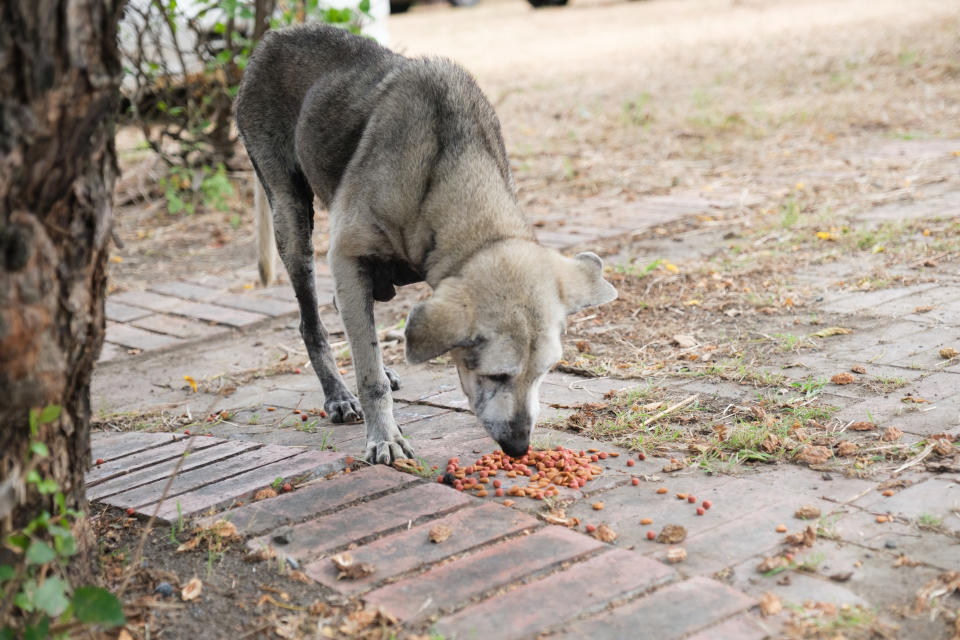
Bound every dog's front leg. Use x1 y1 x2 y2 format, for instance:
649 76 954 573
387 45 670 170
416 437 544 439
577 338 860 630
329 251 415 464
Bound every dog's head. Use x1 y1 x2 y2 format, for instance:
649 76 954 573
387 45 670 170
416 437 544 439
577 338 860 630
404 242 617 457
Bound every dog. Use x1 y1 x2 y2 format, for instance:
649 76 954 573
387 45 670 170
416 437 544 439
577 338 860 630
235 24 617 464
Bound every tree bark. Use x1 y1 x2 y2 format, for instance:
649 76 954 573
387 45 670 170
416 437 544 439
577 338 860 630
0 0 125 532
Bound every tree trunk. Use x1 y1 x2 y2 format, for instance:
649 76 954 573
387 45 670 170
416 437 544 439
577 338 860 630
0 0 125 533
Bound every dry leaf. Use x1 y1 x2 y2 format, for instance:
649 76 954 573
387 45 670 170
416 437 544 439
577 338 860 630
656 524 687 544
308 600 330 616
339 608 378 635
811 327 852 338
796 445 832 465
902 395 931 404
331 553 375 580
244 547 276 563
934 438 954 456
913 305 934 313
183 375 198 393
181 577 202 601
850 365 866 374
542 509 580 528
757 555 791 573
661 459 685 472
118 630 133 640
254 487 278 501
666 547 687 564
831 372 856 385
760 592 782 616
784 525 817 547
429 524 453 543
848 421 875 431
794 505 821 520
894 555 920 568
914 572 960 614
940 347 959 359
672 334 697 349
275 615 305 639
288 570 311 584
882 426 903 442
200 519 238 538
176 536 201 553
836 442 858 457
592 524 617 543
761 433 783 453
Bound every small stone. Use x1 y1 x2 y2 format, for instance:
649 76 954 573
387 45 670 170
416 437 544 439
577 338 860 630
154 582 174 598
272 526 294 545
884 540 897 549
286 557 300 570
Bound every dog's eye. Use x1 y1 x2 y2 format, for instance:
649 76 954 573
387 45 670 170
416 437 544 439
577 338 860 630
485 374 511 385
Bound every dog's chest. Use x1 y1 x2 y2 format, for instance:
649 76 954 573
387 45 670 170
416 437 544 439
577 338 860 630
360 256 423 302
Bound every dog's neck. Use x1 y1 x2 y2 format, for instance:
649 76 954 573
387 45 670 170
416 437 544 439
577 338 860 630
423 212 534 287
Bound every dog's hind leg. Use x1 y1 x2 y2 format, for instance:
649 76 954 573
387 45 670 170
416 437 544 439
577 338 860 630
328 248 414 463
259 166 363 423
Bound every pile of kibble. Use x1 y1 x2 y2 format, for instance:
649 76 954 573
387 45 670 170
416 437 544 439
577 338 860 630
439 446 621 500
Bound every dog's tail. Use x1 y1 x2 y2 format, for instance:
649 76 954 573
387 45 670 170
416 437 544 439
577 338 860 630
254 174 278 286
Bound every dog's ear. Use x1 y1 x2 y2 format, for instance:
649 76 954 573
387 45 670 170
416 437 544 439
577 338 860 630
405 285 475 364
556 251 618 314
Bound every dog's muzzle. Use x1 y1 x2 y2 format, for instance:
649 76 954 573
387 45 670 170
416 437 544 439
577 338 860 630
498 436 530 458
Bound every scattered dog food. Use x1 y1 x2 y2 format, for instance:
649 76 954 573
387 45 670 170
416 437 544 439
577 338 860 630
585 524 597 534
776 524 788 533
702 500 712 510
640 518 653 525
882 489 895 497
696 507 705 516
646 530 656 540
442 447 606 500
631 478 640 486
687 495 697 503
592 502 605 511
876 515 889 523
656 487 668 494
95 458 104 465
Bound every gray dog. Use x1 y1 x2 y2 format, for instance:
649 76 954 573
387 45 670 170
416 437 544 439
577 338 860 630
235 24 617 464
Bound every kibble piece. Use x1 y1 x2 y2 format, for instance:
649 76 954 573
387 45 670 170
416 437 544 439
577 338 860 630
876 515 889 523
631 478 640 486
656 487 668 494
503 499 515 507
627 459 635 467
776 524 788 533
687 495 697 503
696 507 705 516
646 530 656 540
640 518 653 525
592 502 604 511
677 493 689 500
702 500 712 509
882 489 894 497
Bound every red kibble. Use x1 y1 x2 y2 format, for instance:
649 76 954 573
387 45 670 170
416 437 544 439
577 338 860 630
294 368 301 374
184 430 190 435
126 508 135 516
319 410 327 418
585 524 597 533
702 500 712 510
631 478 640 486
598 452 608 460
95 458 104 465
282 482 292 492
345 456 354 465
437 476 444 484
300 414 308 421
449 457 459 465
687 495 697 503
626 459 635 467
696 507 705 516
578 477 587 487
495 488 504 497
638 452 646 460
493 479 501 488
646 530 656 540
590 454 599 462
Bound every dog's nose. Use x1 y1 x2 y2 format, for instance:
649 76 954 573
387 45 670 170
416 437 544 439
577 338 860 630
498 437 530 459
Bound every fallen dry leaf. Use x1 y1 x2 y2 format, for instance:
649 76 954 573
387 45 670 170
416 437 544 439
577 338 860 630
796 445 832 465
784 525 817 548
811 327 852 338
934 438 954 456
176 536 201 553
848 421 875 431
836 441 858 457
831 372 856 385
244 547 276 563
666 546 687 564
656 524 687 544
181 577 202 601
339 608 378 635
902 395 931 404
428 524 453 544
661 459 685 473
760 592 782 616
761 433 783 454
850 365 866 374
882 426 904 442
940 347 959 359
894 555 920 568
331 553 375 580
673 334 697 349
541 509 580 528
275 615 305 639
592 524 617 543
254 487 278 501
829 572 853 582
794 505 821 520
200 519 238 539
288 570 311 584
913 305 934 313
914 571 960 614
757 555 791 573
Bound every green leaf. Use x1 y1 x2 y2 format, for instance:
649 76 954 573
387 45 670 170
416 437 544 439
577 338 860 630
34 576 69 616
54 532 77 558
7 533 30 550
72 587 126 628
29 409 38 436
24 618 49 640
36 478 59 495
0 565 14 581
1 626 15 640
30 442 49 458
26 541 56 565
14 589 34 613
38 405 61 424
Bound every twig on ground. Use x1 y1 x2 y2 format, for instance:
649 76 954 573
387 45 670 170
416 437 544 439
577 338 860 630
892 441 937 475
642 394 699 429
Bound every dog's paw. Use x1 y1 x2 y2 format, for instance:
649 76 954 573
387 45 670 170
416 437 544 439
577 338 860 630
383 366 401 391
324 393 363 424
364 434 415 465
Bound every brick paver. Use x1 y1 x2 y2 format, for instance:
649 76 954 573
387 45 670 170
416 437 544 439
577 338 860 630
105 322 184 351
432 549 675 640
366 526 605 621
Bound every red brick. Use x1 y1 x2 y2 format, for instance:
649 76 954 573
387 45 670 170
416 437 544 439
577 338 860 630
248 483 471 561
86 436 224 487
556 577 756 640
105 322 184 351
305 502 538 596
433 549 675 640
202 465 416 535
98 443 304 508
90 432 187 463
367 526 604 621
151 450 345 521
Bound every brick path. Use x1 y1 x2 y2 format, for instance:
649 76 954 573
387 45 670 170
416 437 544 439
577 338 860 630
90 157 960 637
